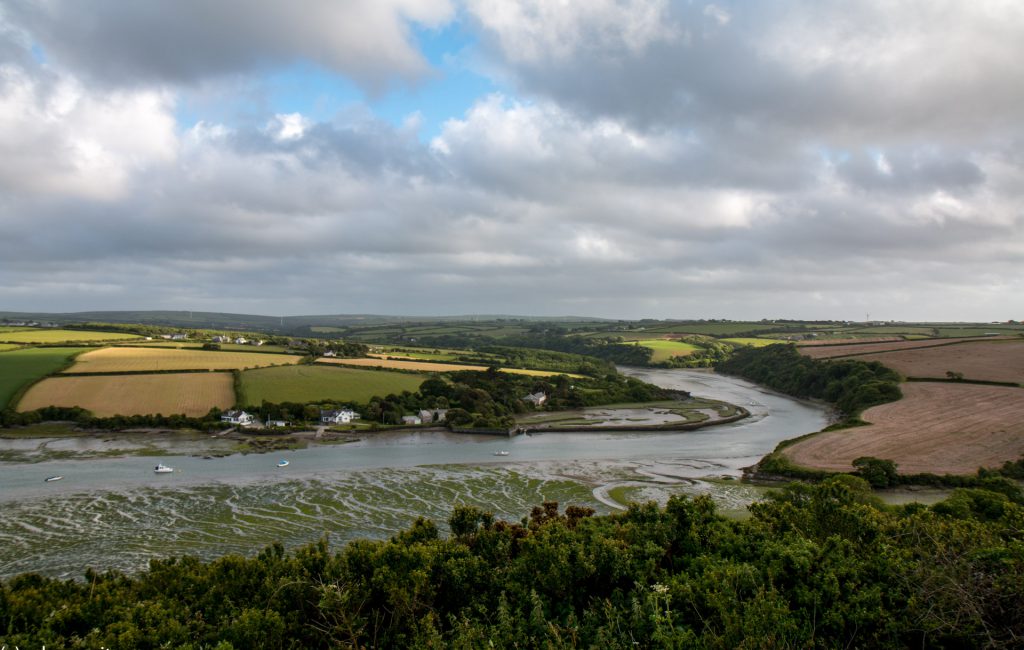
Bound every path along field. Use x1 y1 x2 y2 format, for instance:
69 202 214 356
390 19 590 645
239 365 427 405
318 357 582 377
0 347 85 408
798 336 1017 360
0 329 142 344
783 382 1024 475
836 340 1024 385
64 347 300 373
18 373 234 417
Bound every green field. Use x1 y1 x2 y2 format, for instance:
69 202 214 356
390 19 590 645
0 326 33 333
0 329 143 344
238 365 428 405
0 347 86 409
0 344 20 352
934 327 1019 338
849 326 937 336
720 337 788 347
634 339 701 362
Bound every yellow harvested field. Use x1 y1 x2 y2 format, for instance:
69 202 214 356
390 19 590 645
318 357 581 377
18 373 234 417
784 382 1024 475
64 347 300 373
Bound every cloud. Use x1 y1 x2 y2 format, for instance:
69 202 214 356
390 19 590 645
0 1 1023 321
2 0 454 91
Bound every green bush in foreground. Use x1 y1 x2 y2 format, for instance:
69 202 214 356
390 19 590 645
2 478 1022 649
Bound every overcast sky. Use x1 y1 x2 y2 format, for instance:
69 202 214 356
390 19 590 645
1 0 1022 321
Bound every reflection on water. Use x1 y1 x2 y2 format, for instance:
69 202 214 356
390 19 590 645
0 369 828 579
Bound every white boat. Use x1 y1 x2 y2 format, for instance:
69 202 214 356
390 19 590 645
277 459 289 467
493 450 510 456
154 464 174 474
44 475 64 482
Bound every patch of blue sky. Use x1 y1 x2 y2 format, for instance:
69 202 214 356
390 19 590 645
174 19 497 141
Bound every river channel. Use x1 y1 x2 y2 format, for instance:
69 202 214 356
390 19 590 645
0 369 828 579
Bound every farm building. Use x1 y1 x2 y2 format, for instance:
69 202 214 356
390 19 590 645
266 419 289 428
522 392 548 406
321 408 358 424
402 415 422 425
221 410 254 426
418 408 448 423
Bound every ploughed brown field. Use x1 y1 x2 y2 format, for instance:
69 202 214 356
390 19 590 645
849 340 1024 384
799 336 1016 360
796 337 903 347
784 382 1024 474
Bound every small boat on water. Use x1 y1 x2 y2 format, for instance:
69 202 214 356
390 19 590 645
154 464 174 474
44 475 64 482
277 459 289 467
493 450 510 456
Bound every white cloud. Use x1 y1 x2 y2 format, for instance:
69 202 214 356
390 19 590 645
0 62 176 199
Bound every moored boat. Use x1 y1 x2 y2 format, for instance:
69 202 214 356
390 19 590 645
277 459 289 467
493 450 510 456
154 463 174 473
44 475 64 482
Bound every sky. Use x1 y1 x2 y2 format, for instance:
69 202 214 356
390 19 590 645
1 0 1022 321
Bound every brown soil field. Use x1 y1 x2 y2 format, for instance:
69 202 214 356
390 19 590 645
799 336 1015 360
18 373 234 417
849 340 1024 384
64 347 300 373
318 357 581 378
797 337 903 347
784 382 1024 474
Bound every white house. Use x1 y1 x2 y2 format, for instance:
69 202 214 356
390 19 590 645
320 409 358 424
401 415 422 425
522 392 548 407
212 335 229 343
266 419 289 428
221 410 254 426
170 333 188 341
418 409 448 423
234 337 248 345
322 350 337 357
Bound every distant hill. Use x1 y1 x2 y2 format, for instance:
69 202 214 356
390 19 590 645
0 310 615 334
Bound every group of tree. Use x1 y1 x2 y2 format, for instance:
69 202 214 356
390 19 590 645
717 344 902 422
2 476 1022 648
247 369 673 431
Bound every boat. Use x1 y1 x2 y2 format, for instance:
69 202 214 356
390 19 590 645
44 475 64 482
154 464 174 474
276 459 289 467
493 450 510 456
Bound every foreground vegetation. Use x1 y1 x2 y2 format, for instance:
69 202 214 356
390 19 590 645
2 478 1022 648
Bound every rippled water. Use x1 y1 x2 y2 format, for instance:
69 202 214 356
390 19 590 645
0 369 828 579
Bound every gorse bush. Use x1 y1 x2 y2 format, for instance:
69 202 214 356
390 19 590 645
2 478 1022 649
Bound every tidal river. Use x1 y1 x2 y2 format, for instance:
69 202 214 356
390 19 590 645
0 369 827 579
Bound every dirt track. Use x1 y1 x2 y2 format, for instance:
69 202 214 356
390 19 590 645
784 382 1024 474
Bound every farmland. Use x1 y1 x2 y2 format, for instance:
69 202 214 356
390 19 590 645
633 339 700 362
64 347 301 373
238 365 427 405
318 357 582 377
0 329 143 344
798 336 1015 360
719 338 787 347
844 340 1024 384
784 382 1024 474
0 344 20 352
0 347 85 408
18 373 234 417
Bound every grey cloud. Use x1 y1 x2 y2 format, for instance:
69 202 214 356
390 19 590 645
2 0 452 90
